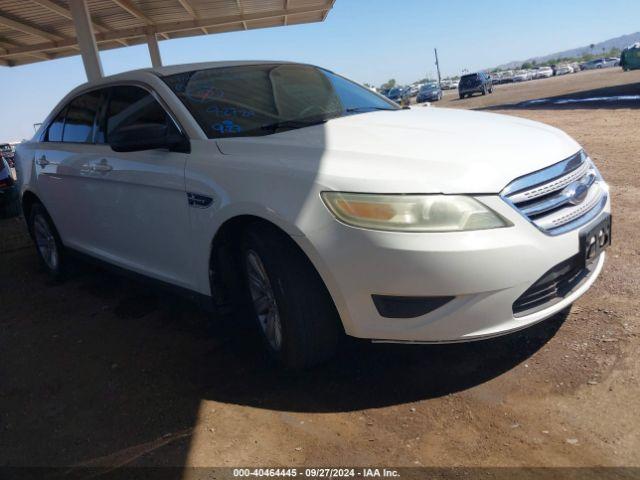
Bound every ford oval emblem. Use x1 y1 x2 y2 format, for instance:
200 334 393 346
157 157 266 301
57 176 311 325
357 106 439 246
563 181 589 205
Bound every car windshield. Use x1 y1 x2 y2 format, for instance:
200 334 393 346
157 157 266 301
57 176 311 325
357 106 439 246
421 84 438 91
388 87 402 96
163 63 398 139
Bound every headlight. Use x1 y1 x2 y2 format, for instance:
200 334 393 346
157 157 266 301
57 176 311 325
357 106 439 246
321 192 512 232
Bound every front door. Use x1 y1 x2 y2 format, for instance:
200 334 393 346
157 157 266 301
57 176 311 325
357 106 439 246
76 85 194 290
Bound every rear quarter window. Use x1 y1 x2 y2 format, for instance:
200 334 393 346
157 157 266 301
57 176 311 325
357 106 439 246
46 107 67 142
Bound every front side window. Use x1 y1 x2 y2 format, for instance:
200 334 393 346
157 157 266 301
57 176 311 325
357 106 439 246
163 64 398 139
105 85 175 142
62 90 103 143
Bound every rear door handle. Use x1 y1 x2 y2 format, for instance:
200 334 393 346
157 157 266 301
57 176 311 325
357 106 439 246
37 155 50 167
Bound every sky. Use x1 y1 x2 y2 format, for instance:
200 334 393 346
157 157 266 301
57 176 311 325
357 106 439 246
1 0 639 141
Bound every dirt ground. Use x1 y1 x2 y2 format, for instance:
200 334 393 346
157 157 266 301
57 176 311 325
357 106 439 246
1 67 639 474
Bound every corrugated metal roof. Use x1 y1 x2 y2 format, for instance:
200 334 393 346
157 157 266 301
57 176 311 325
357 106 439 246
0 0 335 67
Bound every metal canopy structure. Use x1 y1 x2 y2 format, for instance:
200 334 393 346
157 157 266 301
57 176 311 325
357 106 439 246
0 0 336 79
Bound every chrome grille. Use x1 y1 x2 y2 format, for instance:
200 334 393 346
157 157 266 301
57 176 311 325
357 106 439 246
501 151 608 235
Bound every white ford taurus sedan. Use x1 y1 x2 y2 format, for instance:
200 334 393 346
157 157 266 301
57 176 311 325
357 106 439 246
16 61 611 368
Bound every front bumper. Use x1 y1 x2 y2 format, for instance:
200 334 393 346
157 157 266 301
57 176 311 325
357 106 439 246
418 94 439 102
306 194 610 342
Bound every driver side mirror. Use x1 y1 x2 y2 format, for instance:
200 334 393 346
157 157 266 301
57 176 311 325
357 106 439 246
110 123 190 153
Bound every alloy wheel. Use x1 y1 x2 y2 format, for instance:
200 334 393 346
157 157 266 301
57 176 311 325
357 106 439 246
245 250 283 351
33 214 58 271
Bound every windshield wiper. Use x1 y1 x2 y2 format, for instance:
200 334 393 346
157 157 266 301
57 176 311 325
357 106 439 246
259 118 328 133
346 106 397 113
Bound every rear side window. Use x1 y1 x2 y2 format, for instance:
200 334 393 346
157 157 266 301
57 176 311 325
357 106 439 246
63 90 103 143
105 86 173 142
46 107 66 142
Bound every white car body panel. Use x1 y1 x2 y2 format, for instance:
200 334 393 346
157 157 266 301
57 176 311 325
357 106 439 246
215 108 581 194
16 62 610 344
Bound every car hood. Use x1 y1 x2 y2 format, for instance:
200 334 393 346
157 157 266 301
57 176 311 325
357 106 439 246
216 108 582 194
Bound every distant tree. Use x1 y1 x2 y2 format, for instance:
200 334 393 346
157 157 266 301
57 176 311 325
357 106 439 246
521 62 534 69
590 43 595 54
381 78 396 90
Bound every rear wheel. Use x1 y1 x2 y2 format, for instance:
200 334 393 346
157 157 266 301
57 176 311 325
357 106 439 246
481 86 487 96
28 203 66 280
240 223 342 369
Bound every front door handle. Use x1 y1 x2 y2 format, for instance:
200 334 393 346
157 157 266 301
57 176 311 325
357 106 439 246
92 160 113 173
37 155 50 167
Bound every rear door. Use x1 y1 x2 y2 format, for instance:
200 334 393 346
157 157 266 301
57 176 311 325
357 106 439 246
34 90 105 247
76 85 194 289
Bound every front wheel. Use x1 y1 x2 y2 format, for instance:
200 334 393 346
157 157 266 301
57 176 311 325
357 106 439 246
28 203 66 279
240 223 342 369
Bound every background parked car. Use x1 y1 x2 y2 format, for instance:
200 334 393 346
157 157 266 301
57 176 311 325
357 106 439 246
512 70 530 82
440 80 455 90
500 70 515 83
533 66 554 79
580 58 618 70
416 82 442 103
621 43 640 71
0 157 19 217
385 86 411 105
0 143 15 168
458 71 493 99
555 64 573 75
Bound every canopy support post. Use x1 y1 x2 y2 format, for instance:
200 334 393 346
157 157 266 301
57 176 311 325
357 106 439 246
146 32 162 68
69 0 103 81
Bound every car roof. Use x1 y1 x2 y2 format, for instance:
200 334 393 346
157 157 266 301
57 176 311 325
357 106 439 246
75 60 307 88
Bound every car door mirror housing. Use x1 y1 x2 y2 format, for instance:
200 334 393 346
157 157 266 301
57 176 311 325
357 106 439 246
110 123 190 153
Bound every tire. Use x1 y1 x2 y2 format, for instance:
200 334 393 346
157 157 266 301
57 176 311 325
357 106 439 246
489 86 494 94
481 86 487 96
239 223 342 369
459 93 465 100
28 203 66 280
